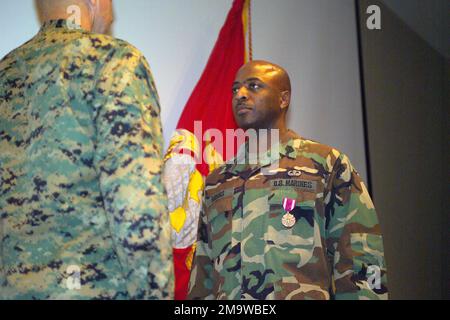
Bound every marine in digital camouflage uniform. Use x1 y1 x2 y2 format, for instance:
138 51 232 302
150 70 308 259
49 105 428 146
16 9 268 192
0 2 172 300
188 60 388 300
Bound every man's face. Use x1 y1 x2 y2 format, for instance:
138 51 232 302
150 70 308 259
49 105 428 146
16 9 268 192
232 63 284 130
91 0 114 34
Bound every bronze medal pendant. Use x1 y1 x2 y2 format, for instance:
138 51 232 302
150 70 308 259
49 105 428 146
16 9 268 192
282 198 297 228
281 212 296 228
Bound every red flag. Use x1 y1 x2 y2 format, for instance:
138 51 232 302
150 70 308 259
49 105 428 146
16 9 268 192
164 0 250 300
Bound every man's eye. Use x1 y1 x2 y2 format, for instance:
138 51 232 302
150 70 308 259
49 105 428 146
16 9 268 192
248 83 261 90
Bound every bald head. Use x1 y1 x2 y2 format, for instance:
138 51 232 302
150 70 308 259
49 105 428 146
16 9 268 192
35 0 113 34
236 60 291 93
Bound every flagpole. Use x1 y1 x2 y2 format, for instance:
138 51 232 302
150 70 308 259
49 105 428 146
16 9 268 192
248 0 253 61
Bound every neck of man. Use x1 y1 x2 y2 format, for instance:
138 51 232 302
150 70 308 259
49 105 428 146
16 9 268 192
253 117 291 154
41 8 93 31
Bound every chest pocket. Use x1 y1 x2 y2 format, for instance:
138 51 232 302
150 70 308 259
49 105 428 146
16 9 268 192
205 188 234 259
265 177 318 251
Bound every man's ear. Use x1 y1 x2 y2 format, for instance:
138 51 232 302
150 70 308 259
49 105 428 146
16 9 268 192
85 0 97 25
86 0 97 12
280 91 291 110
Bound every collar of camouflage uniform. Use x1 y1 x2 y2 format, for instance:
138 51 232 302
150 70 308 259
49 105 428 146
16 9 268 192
221 130 304 175
39 19 84 33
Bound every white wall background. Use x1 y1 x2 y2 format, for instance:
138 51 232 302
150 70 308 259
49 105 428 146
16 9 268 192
0 0 368 182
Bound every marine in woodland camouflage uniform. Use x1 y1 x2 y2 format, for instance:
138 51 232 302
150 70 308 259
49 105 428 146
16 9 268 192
188 61 388 300
0 17 172 299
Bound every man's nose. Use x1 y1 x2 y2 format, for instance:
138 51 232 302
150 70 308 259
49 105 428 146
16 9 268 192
235 86 249 101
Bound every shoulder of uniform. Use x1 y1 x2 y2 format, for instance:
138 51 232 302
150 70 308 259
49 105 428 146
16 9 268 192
205 165 227 186
0 50 15 71
82 33 146 63
1 47 20 64
0 38 34 70
110 37 144 58
299 137 336 155
298 137 347 170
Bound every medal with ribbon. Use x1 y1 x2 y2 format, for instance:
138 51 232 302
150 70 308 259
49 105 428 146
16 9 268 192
282 197 296 228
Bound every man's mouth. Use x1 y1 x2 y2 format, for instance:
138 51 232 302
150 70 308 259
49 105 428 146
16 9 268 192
236 105 252 116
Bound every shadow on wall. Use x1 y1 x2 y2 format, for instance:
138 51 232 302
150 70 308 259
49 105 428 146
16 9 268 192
359 0 449 300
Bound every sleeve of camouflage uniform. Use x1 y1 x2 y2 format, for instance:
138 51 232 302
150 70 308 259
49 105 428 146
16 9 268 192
92 47 173 299
187 193 214 300
325 151 388 300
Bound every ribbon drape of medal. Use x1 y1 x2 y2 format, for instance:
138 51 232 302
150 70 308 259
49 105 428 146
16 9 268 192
282 198 296 212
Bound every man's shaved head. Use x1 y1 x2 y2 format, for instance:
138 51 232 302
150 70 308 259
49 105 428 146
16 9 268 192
236 60 291 93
